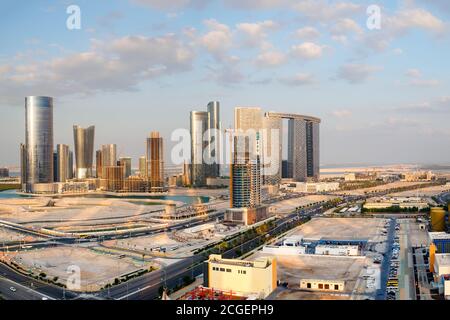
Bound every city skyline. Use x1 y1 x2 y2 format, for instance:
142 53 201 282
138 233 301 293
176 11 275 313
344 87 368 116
1 1 450 167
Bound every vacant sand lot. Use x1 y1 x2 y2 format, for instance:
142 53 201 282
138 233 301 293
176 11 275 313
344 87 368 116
12 246 148 291
290 217 385 242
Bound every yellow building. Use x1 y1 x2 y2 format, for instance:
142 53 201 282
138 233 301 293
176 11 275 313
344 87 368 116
204 254 277 299
430 207 446 232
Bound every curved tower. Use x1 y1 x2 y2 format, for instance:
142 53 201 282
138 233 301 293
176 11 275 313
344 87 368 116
25 96 54 189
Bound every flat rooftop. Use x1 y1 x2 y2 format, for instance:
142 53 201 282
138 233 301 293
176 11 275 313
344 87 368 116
429 232 450 240
435 253 450 266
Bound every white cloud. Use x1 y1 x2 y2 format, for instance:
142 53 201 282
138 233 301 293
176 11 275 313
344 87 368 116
279 73 315 86
290 42 324 59
404 68 440 87
255 51 286 67
337 63 381 84
294 27 320 40
331 110 352 118
236 20 278 49
0 34 195 102
199 19 233 59
293 0 362 22
132 0 207 10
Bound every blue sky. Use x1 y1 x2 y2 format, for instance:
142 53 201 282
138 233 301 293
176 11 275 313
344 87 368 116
1 0 450 168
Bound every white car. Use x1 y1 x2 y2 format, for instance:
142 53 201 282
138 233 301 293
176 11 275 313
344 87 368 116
10 286 16 292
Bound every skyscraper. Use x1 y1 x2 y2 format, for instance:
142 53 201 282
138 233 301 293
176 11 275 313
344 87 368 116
24 96 54 191
96 149 103 178
119 157 132 178
267 112 321 182
20 143 27 188
146 132 164 191
55 144 70 182
262 114 282 186
73 125 95 179
190 111 209 187
138 156 146 178
189 102 222 187
207 101 221 178
234 107 263 160
101 144 117 177
230 134 261 209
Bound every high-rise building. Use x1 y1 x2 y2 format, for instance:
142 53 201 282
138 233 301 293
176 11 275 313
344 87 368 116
55 144 71 182
138 156 146 177
73 125 95 179
101 144 117 177
262 114 282 185
190 111 209 187
24 96 54 191
0 168 9 178
207 101 221 178
20 143 27 187
104 166 124 192
189 102 222 187
68 150 74 179
146 132 164 191
96 149 103 178
230 134 261 209
119 157 132 178
266 112 321 182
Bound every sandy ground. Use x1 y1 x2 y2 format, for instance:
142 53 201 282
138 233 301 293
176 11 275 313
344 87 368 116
0 197 167 226
389 184 450 197
270 195 338 215
11 246 152 291
0 228 42 243
290 217 386 242
111 231 211 257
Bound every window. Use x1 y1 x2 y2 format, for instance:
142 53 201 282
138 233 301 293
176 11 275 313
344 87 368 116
307 283 311 289
318 283 323 289
334 285 339 291
220 268 225 272
325 284 330 290
226 269 231 273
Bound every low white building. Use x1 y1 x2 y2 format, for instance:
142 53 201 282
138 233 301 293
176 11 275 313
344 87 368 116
434 254 450 277
300 279 345 292
283 235 303 247
262 245 306 255
315 245 359 256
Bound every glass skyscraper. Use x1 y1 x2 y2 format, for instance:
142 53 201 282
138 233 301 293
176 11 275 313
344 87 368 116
24 96 54 191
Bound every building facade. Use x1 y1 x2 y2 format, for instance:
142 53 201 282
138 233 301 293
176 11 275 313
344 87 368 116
55 144 71 182
204 254 277 299
101 144 117 177
24 96 54 191
190 111 209 187
146 132 164 191
119 157 132 178
267 112 321 182
73 125 95 179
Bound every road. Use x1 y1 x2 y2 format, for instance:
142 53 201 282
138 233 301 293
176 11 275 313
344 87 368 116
376 218 395 300
0 262 76 300
398 220 416 300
